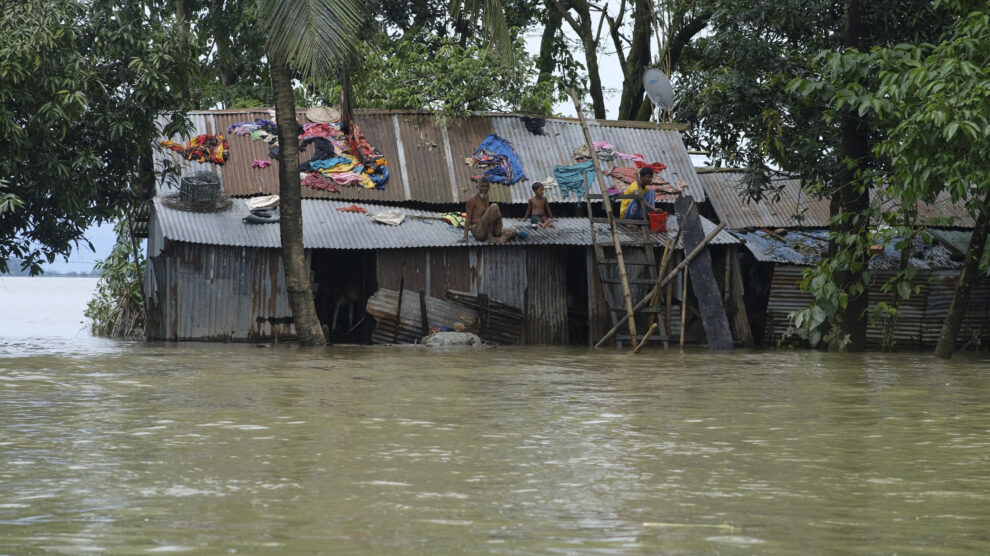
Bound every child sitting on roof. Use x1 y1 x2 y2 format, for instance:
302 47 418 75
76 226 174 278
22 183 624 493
520 182 555 229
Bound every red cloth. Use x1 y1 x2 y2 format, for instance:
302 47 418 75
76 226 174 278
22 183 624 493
634 160 667 173
301 173 340 193
336 204 367 213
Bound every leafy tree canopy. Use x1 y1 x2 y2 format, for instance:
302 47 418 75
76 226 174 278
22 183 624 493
322 31 557 116
0 0 196 275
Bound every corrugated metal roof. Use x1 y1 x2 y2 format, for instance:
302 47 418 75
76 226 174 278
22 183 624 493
700 169 977 230
151 197 737 250
155 109 702 205
735 229 961 270
698 171 829 229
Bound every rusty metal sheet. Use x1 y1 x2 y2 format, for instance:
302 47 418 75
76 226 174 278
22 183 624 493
702 170 978 230
699 171 830 229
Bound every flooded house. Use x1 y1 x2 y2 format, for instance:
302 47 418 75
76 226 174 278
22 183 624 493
142 109 738 345
697 169 990 349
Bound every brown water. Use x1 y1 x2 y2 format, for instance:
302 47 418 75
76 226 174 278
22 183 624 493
3 278 990 554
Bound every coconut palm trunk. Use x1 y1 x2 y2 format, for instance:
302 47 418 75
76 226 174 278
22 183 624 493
270 56 326 346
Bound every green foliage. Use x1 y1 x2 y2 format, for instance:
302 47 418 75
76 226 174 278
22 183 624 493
0 0 196 275
85 221 145 338
336 32 555 116
781 0 990 346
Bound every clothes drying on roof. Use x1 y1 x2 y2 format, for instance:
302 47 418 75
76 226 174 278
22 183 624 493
228 120 278 136
553 161 597 200
370 209 405 226
634 160 667 174
469 133 526 185
608 166 665 185
572 141 616 162
160 134 229 165
615 151 645 162
520 116 546 135
441 212 466 228
301 172 340 193
336 205 367 213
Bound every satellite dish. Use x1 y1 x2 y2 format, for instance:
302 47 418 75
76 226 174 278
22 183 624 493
643 68 674 110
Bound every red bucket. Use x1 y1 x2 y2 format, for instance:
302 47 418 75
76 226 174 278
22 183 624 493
648 211 668 232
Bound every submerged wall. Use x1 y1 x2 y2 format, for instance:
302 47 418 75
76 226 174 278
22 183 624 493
145 242 296 342
764 265 990 349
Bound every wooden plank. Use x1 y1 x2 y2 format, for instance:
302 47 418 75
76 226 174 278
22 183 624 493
675 195 733 350
728 246 756 348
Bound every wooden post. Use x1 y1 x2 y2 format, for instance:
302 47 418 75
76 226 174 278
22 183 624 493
419 290 429 338
675 195 733 350
393 273 405 343
665 280 673 349
569 88 637 346
594 222 726 347
680 265 688 349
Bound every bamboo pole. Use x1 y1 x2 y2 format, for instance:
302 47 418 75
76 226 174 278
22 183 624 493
594 222 726 348
570 88 637 346
634 323 658 354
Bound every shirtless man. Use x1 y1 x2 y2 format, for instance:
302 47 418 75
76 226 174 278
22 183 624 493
460 177 517 243
520 182 554 228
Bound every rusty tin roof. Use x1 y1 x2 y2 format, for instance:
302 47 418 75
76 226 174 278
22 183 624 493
700 169 977 230
155 109 705 205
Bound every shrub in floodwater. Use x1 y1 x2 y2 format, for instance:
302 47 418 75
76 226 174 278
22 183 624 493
85 220 144 338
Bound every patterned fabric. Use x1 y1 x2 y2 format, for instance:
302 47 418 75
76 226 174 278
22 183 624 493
160 134 229 165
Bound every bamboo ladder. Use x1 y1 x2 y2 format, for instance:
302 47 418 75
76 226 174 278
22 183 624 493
570 91 669 349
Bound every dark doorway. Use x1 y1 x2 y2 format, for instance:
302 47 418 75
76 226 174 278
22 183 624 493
310 250 377 343
565 246 589 345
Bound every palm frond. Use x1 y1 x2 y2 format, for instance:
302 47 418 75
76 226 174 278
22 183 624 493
260 0 365 79
450 0 513 64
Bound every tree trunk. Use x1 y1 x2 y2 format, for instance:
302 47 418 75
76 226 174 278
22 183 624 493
581 32 607 119
935 193 990 359
830 0 870 352
536 8 562 89
617 0 651 120
552 0 606 118
270 57 327 346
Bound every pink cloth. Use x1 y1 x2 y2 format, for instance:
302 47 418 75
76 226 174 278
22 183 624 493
299 122 336 140
593 140 614 150
251 159 272 169
330 172 364 186
615 152 645 162
301 172 340 192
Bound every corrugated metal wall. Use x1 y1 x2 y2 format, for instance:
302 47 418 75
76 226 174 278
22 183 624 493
764 265 990 349
525 248 569 344
145 243 295 342
376 246 571 344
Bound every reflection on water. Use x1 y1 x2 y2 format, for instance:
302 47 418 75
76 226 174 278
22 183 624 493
2 279 990 553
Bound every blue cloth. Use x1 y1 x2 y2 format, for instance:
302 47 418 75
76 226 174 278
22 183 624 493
369 164 389 189
553 161 597 199
623 189 656 219
301 156 352 172
472 133 526 185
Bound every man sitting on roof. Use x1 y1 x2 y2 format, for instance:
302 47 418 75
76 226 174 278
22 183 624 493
459 177 517 243
619 167 660 219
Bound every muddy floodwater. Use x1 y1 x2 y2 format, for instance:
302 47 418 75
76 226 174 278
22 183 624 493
3 277 990 554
